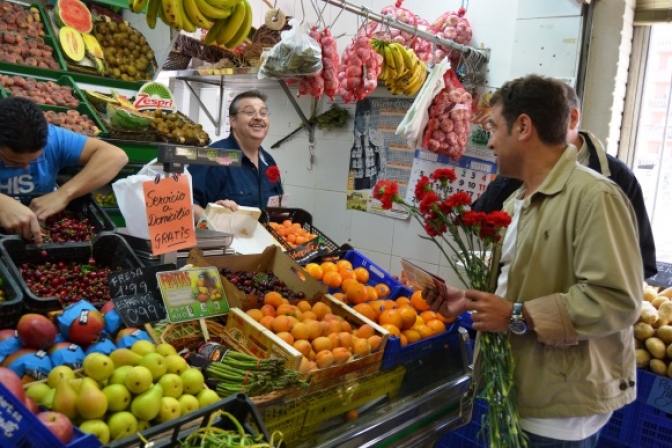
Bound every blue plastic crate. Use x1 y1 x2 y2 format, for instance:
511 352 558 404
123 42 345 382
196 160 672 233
598 401 637 446
381 317 462 370
437 398 488 448
630 369 672 448
0 382 100 448
342 250 405 296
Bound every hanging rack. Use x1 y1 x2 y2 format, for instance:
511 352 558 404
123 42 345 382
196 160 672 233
317 0 489 63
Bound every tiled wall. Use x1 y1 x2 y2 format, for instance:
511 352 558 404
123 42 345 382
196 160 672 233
170 0 584 283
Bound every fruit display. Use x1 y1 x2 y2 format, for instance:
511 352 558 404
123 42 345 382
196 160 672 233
0 74 80 107
634 283 672 377
243 292 385 373
337 34 383 103
220 268 306 301
150 108 211 146
39 210 97 243
267 220 319 248
43 108 102 137
92 17 155 82
371 39 427 96
94 191 118 207
54 0 92 34
0 2 45 37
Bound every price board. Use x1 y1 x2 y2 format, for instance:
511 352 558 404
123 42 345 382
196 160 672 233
107 264 176 302
112 293 167 327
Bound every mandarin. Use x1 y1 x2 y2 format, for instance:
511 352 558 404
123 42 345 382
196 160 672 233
379 309 403 329
374 283 391 298
336 259 353 271
402 329 422 344
322 271 343 289
365 285 379 300
320 261 338 274
426 319 447 335
398 306 418 330
420 310 438 322
353 303 376 321
410 289 430 311
381 323 401 337
346 282 369 305
304 263 324 281
356 323 375 339
353 267 370 284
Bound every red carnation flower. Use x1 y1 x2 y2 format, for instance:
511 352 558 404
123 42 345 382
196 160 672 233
461 211 487 227
486 211 513 228
446 191 472 208
414 176 432 202
373 180 400 210
419 191 441 214
431 168 457 183
265 165 281 183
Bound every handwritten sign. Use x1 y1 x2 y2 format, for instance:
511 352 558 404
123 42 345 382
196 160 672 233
143 174 197 256
287 237 332 265
647 261 672 288
112 293 167 327
156 267 229 323
646 373 672 413
107 263 176 301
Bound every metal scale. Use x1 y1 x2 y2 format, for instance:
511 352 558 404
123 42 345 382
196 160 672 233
119 143 243 267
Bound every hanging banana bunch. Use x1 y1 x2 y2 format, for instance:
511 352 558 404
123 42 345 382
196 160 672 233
371 38 428 96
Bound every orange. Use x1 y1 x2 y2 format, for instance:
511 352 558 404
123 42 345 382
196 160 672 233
414 324 434 340
426 319 447 335
336 259 353 271
382 300 397 310
411 290 430 311
282 219 293 228
322 271 343 289
436 313 458 324
395 296 411 308
369 300 385 319
413 315 426 328
353 267 370 284
320 261 338 274
353 303 376 321
381 323 401 337
246 308 263 322
264 291 283 308
286 234 297 244
398 306 418 330
379 309 403 329
341 278 359 294
365 285 379 300
346 282 369 305
339 268 356 282
399 333 408 347
331 292 346 302
374 283 391 298
420 310 438 323
402 329 422 344
304 263 324 281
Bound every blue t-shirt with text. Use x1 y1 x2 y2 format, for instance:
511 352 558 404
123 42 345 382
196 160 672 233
0 125 86 197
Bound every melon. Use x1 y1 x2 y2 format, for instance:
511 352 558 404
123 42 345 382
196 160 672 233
84 90 118 113
59 26 85 62
107 102 153 130
55 0 92 34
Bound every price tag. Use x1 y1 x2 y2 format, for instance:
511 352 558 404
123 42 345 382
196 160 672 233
646 374 672 413
107 264 176 302
647 261 672 288
143 174 197 256
156 267 229 323
112 293 167 327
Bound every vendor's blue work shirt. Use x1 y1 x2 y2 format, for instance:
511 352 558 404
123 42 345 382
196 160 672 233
187 134 282 210
0 124 86 197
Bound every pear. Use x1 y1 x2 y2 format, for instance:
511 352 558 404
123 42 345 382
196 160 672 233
26 383 52 404
107 411 138 441
68 378 83 393
103 384 132 412
155 396 181 423
83 353 115 382
164 354 189 375
180 368 205 395
130 384 163 421
124 366 153 394
110 348 143 367
79 419 111 444
139 352 167 381
136 420 151 431
47 365 75 388
158 373 183 398
197 389 220 408
76 378 108 420
109 365 133 385
131 340 156 356
155 343 178 357
52 379 78 420
42 388 56 409
178 394 200 415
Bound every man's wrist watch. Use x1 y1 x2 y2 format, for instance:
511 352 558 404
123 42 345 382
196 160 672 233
509 302 528 335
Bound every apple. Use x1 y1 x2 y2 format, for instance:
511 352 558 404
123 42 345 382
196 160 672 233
37 411 73 444
0 366 26 402
101 301 115 314
24 396 39 414
2 348 37 368
17 314 58 350
79 419 111 444
68 309 105 346
114 327 141 345
0 328 16 342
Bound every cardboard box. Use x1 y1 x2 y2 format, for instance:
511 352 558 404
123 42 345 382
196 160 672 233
198 204 283 254
187 245 326 310
223 294 390 384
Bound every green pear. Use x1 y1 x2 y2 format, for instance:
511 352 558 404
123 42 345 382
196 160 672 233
83 353 115 382
79 419 111 444
110 348 143 367
130 384 163 421
76 378 108 420
103 383 132 412
177 394 200 415
68 378 83 393
164 354 189 375
139 352 166 381
42 388 56 409
136 420 151 431
155 396 181 423
109 365 133 385
107 411 138 441
197 389 220 408
155 343 178 357
47 365 75 388
26 383 52 404
158 373 183 398
124 366 153 394
131 340 156 356
180 368 205 395
52 379 78 420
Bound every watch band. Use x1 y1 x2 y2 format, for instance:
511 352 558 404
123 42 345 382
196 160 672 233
508 302 527 335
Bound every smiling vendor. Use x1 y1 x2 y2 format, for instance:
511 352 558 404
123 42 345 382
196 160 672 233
188 90 283 223
0 97 128 246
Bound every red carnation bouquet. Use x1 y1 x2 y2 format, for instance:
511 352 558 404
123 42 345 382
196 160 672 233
373 170 527 448
265 165 284 207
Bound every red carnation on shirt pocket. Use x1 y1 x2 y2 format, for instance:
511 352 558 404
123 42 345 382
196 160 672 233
266 165 281 183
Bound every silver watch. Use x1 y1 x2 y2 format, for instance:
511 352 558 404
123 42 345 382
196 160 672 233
508 302 527 335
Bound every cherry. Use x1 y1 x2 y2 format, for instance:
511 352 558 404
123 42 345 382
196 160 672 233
40 250 47 257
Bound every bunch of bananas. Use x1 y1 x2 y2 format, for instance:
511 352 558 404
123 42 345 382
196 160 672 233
371 39 427 96
139 0 252 50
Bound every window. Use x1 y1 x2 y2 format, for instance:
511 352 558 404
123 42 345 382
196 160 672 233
623 23 672 264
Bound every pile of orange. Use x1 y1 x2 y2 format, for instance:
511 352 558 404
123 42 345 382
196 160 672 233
244 291 384 373
268 220 318 248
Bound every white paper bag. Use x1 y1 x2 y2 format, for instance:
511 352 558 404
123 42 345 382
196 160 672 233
112 158 192 239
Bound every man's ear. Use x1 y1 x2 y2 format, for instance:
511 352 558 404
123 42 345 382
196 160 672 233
517 114 533 140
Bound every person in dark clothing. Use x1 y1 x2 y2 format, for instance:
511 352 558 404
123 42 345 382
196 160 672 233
472 85 657 279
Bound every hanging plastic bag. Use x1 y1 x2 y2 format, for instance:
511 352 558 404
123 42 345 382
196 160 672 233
359 0 420 47
396 58 451 148
258 19 323 80
112 158 192 240
429 5 473 64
